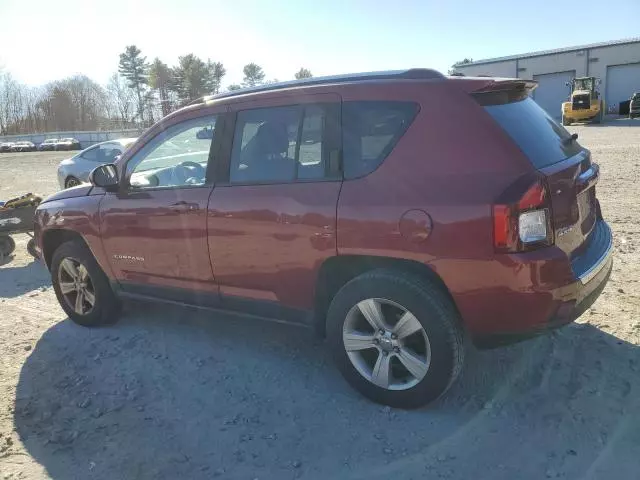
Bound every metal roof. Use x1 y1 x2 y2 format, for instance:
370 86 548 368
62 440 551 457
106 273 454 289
456 37 640 67
191 68 444 105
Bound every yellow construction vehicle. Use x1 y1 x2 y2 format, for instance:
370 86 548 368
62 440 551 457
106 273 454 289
561 76 605 125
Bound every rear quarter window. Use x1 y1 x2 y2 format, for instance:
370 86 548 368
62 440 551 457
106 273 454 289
484 97 582 168
342 101 418 179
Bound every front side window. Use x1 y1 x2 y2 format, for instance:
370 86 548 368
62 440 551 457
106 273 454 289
342 101 419 179
98 144 122 163
229 104 329 183
127 115 216 189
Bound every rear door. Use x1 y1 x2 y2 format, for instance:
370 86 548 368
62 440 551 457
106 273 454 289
207 93 342 311
483 95 599 258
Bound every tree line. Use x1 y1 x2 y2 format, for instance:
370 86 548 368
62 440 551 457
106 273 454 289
0 45 313 135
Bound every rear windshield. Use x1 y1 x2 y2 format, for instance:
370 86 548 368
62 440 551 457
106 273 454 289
484 97 582 168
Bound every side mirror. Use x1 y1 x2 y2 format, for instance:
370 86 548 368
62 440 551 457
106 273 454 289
90 163 119 191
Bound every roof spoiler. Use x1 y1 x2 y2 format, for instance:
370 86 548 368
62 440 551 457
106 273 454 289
471 79 538 106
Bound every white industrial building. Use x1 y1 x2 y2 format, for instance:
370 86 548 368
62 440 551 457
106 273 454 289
455 38 640 118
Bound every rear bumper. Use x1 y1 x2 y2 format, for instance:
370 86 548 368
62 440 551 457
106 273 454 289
473 220 612 348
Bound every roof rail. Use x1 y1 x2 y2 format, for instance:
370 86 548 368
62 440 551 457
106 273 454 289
188 68 444 105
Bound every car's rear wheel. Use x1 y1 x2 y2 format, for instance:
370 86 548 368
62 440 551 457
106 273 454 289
562 115 571 126
51 240 121 327
27 238 38 258
65 176 81 188
0 235 16 257
326 269 464 409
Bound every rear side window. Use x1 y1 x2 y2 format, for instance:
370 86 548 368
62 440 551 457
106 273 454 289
484 97 582 168
80 146 99 161
342 101 418 179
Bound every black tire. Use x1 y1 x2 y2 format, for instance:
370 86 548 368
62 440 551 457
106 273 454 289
562 115 570 126
51 239 121 327
65 176 81 189
326 269 464 409
0 236 16 256
27 238 38 258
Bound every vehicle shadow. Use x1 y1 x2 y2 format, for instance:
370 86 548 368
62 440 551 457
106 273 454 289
13 304 640 480
0 258 50 297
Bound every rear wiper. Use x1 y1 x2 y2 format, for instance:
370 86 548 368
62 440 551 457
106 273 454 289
563 133 578 145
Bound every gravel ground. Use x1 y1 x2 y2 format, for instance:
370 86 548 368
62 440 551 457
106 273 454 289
1 121 640 480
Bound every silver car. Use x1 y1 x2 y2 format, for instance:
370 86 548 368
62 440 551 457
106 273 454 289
57 138 137 189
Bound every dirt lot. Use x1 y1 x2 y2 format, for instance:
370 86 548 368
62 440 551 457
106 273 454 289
1 122 640 480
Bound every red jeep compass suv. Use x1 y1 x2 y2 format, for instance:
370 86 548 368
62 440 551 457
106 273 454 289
34 69 612 408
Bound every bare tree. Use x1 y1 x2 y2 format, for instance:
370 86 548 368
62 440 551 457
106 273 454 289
107 73 136 128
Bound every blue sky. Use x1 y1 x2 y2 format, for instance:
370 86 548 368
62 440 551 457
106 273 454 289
1 0 638 87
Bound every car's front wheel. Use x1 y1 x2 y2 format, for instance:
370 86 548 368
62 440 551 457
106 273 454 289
51 239 121 327
65 176 81 188
326 269 464 409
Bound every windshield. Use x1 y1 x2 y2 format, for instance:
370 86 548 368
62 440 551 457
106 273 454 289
573 78 594 91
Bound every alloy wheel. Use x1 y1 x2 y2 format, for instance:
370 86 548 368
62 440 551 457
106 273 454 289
58 257 95 315
342 298 431 391
65 177 80 188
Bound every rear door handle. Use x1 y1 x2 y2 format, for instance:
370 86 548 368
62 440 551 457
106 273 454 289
170 201 200 212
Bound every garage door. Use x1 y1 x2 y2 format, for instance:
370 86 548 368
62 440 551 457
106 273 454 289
606 63 640 114
533 71 575 119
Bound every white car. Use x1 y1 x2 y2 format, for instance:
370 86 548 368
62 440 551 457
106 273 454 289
0 142 15 153
57 138 137 189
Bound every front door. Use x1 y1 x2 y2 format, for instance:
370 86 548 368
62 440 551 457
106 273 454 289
100 112 221 305
208 94 342 312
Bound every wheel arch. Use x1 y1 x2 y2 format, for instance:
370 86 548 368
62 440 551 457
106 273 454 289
64 175 81 188
313 255 459 337
41 229 88 270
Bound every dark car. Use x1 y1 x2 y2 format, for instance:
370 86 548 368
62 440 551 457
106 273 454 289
629 92 640 119
38 138 59 151
55 137 82 151
34 69 612 408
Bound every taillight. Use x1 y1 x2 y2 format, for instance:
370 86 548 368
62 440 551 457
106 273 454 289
493 179 553 253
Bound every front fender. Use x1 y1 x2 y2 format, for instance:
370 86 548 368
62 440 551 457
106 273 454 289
35 195 114 280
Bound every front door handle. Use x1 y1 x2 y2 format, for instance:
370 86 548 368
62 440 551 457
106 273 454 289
169 201 200 212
